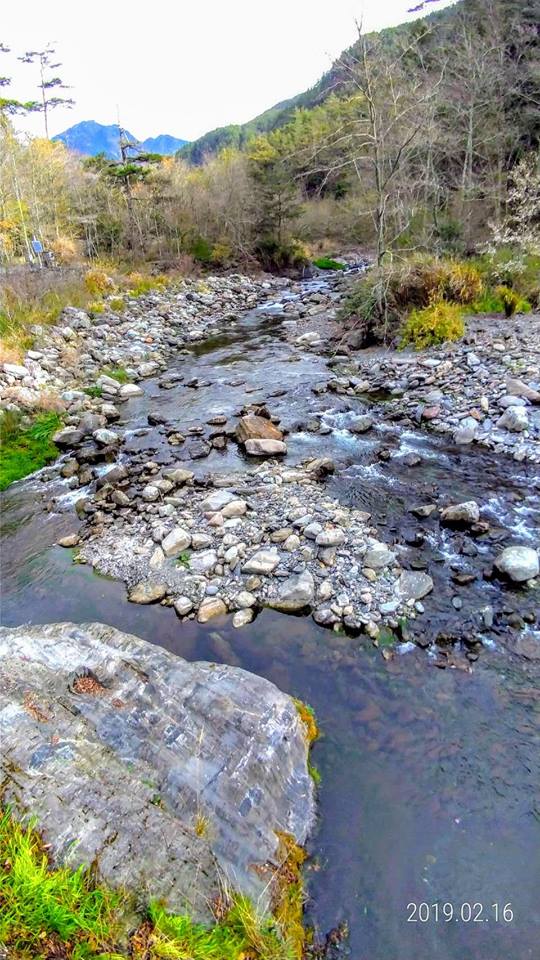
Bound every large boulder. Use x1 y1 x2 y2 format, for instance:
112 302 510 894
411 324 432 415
236 415 283 444
0 622 315 920
495 546 539 583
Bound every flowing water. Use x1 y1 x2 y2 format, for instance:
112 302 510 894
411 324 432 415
1 277 539 959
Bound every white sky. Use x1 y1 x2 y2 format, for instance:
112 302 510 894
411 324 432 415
2 0 457 141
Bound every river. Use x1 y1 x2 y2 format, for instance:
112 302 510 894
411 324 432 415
1 274 539 959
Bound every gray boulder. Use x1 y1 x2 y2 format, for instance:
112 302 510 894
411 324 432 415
440 501 480 526
495 546 539 583
266 570 315 612
0 622 314 920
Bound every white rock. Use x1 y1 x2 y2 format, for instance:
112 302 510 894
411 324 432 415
316 528 345 547
244 439 287 456
495 546 539 582
202 489 236 513
174 596 194 617
242 549 280 575
233 609 254 628
496 406 528 433
119 383 144 398
162 527 192 557
189 549 218 575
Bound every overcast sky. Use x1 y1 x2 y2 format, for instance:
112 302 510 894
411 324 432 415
2 0 457 141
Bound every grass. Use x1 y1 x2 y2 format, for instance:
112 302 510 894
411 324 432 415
293 699 319 745
175 551 191 569
0 410 63 490
0 807 122 958
100 366 130 384
0 807 302 960
312 257 346 271
84 385 104 398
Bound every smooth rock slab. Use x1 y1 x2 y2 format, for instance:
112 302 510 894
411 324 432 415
0 622 314 920
495 546 539 583
395 571 434 601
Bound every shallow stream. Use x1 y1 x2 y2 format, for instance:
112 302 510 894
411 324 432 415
1 276 539 959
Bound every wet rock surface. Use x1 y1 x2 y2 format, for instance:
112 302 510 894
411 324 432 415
0 621 314 918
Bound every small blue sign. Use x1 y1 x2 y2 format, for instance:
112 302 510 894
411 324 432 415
31 238 43 254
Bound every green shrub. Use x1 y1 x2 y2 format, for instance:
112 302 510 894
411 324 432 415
255 238 309 273
470 248 540 308
0 411 62 490
400 301 465 350
190 236 214 264
83 385 103 398
312 257 346 271
126 272 168 297
340 255 482 346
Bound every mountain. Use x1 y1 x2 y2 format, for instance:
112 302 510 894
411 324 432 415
53 121 188 159
142 134 188 155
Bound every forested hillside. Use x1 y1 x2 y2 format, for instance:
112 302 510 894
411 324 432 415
1 0 538 291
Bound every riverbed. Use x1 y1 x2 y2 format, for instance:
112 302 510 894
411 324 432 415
1 272 539 959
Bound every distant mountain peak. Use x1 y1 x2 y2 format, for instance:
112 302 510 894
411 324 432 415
52 121 188 159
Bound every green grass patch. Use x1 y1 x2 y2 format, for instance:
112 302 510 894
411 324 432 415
0 410 63 491
312 257 346 271
83 385 103 398
175 551 191 569
100 366 130 384
0 806 302 959
0 807 122 957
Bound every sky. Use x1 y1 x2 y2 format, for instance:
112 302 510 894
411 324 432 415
2 0 458 142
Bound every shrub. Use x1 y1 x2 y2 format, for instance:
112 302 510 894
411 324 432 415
84 268 114 296
255 238 309 273
126 272 168 296
495 285 523 318
340 256 482 346
108 296 125 313
313 257 346 271
0 411 62 490
401 301 465 350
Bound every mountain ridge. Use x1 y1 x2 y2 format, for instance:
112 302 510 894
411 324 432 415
53 120 188 159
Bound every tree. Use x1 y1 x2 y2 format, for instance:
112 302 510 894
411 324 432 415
0 42 38 118
18 45 74 138
86 129 161 252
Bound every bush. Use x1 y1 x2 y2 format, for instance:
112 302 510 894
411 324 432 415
340 255 482 346
470 248 540 309
84 268 114 296
126 272 168 296
255 238 309 273
401 301 465 350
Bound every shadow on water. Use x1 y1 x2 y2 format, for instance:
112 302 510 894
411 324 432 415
1 282 539 959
